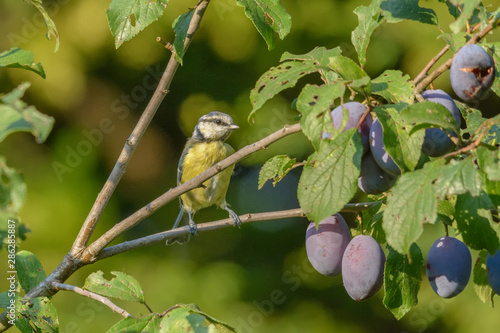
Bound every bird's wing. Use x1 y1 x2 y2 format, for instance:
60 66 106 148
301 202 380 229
177 139 193 185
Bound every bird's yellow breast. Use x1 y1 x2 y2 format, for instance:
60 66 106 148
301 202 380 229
180 140 235 213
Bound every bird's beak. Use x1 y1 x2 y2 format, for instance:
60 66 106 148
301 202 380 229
230 124 239 131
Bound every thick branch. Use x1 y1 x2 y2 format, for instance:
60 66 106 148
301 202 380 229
71 0 211 257
97 202 379 260
82 123 302 262
52 283 132 318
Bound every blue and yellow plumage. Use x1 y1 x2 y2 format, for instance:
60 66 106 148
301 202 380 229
167 111 241 245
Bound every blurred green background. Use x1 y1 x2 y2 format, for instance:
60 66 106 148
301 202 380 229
1 0 500 332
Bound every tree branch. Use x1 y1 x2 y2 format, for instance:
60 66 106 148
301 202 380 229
70 0 211 258
82 123 302 262
52 282 132 318
96 202 380 260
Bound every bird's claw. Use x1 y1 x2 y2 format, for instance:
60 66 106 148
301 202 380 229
188 220 198 236
229 210 241 228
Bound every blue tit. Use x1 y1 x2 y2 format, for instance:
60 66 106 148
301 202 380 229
167 111 241 245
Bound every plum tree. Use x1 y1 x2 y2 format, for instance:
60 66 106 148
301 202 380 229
305 214 351 277
331 102 372 153
426 236 472 298
358 151 397 194
342 235 386 301
486 250 500 295
369 118 401 176
450 44 495 101
420 89 461 157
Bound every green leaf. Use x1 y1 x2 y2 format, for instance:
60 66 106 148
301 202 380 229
171 9 194 66
437 199 455 225
476 146 500 181
329 55 371 95
483 177 500 209
434 157 482 198
448 0 482 34
160 304 236 333
352 0 384 67
360 201 386 244
26 0 60 52
249 47 341 119
400 101 460 135
107 314 160 333
473 250 494 307
258 155 296 189
455 192 500 255
371 70 415 104
383 159 444 254
0 48 45 78
235 0 291 50
17 297 58 333
0 82 55 144
381 0 438 25
107 0 169 49
373 104 423 172
298 129 363 223
490 42 500 99
383 243 423 320
15 250 46 293
0 157 27 214
439 32 467 53
296 83 345 150
83 271 145 303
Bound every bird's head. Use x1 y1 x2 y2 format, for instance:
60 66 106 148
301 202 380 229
192 111 239 142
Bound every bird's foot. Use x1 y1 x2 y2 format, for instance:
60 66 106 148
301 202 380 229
228 209 241 228
188 220 198 236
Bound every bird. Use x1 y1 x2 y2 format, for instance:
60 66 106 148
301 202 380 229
167 111 241 245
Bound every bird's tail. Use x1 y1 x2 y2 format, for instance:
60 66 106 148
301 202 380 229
166 207 191 245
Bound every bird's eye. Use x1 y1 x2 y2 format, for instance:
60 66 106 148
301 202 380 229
215 119 222 125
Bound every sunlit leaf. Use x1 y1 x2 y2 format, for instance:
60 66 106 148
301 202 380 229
83 271 145 303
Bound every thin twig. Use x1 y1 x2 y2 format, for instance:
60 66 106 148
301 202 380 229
414 45 450 85
97 203 379 260
82 123 302 262
71 0 211 257
52 282 132 318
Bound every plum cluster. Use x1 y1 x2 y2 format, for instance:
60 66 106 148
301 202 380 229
306 217 500 300
305 214 385 301
329 44 495 195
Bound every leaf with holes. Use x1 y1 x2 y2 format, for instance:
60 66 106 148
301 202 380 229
383 244 423 320
298 129 363 223
434 157 482 198
107 0 168 48
296 83 345 150
400 101 460 135
455 192 500 254
83 271 145 303
17 297 59 332
383 159 444 254
448 0 482 33
258 155 296 189
249 47 342 120
371 70 414 104
351 0 384 67
473 250 494 307
236 0 291 50
477 146 500 181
